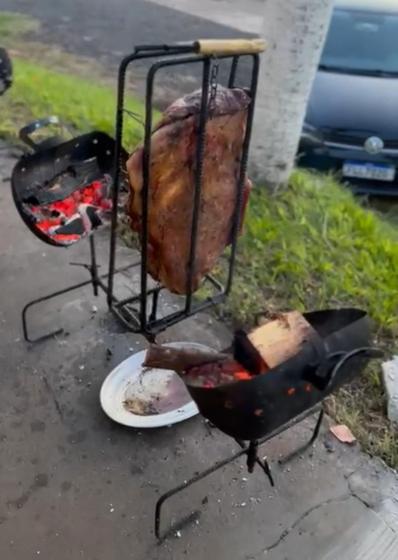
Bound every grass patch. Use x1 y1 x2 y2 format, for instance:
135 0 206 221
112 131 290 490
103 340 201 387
0 11 39 40
228 171 398 334
326 361 398 467
222 170 398 466
0 58 145 147
0 10 147 145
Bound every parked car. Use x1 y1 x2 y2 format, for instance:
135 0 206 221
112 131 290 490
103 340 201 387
298 0 398 196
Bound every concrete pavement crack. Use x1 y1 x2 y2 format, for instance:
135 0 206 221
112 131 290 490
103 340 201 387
42 374 64 421
347 477 398 535
264 477 397 554
346 478 372 509
264 494 352 554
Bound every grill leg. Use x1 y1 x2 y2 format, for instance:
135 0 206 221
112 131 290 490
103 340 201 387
279 408 325 466
148 287 160 324
21 236 135 343
237 440 275 487
155 408 323 541
89 235 99 297
21 277 95 343
155 444 255 541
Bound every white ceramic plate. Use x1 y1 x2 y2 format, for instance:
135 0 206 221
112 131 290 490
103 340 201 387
100 342 214 428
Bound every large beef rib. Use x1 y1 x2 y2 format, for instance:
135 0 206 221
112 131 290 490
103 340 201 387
127 86 252 295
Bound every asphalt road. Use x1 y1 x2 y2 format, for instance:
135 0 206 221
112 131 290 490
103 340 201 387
0 0 247 57
0 0 252 101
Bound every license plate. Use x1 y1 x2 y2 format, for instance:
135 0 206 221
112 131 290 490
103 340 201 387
343 161 395 182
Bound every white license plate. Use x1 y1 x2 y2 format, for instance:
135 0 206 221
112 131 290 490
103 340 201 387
343 161 395 182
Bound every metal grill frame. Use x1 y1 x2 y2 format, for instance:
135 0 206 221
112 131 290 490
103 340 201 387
107 43 261 339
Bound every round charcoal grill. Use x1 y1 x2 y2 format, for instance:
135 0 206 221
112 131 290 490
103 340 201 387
12 128 127 247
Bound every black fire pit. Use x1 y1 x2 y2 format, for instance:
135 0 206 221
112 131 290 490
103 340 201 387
184 308 376 441
154 308 382 540
12 126 124 247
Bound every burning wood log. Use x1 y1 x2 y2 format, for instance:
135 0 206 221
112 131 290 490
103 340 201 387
143 345 228 374
143 311 318 388
247 311 318 369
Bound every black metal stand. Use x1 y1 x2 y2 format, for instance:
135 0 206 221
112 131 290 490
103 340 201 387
107 43 261 338
154 406 324 541
278 408 324 465
21 235 135 343
17 42 263 342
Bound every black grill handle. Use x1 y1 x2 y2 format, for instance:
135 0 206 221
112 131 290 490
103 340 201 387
324 346 384 390
304 346 383 391
19 116 73 151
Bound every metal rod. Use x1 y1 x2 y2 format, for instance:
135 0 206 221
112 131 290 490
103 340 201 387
22 255 137 343
107 47 187 308
278 408 325 465
204 273 224 292
89 235 99 296
139 65 157 331
185 58 211 311
22 278 92 343
254 456 275 486
114 285 162 308
326 347 384 390
228 56 239 88
134 44 197 54
107 55 130 307
226 54 260 294
155 444 252 540
149 287 161 323
109 305 141 331
108 290 226 335
236 439 274 486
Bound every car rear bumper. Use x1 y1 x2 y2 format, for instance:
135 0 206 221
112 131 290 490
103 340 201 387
297 142 398 197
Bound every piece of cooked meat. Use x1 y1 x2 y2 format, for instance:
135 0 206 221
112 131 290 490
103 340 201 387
127 86 252 295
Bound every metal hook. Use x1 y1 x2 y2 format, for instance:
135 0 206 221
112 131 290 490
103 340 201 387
123 108 146 129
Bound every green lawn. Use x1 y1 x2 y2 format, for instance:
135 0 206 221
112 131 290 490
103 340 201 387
229 172 398 337
0 58 145 148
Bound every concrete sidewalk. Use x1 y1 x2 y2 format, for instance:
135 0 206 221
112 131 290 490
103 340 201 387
1 144 398 560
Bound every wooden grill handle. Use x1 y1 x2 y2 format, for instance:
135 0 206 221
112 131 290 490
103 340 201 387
196 39 266 56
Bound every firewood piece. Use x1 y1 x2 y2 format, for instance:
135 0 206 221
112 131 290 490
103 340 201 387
143 345 228 374
233 330 267 375
247 311 317 369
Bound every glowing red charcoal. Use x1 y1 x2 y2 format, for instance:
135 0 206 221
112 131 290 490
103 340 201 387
27 178 112 245
185 359 255 389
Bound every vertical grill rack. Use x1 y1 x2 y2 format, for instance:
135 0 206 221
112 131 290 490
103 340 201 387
107 39 265 339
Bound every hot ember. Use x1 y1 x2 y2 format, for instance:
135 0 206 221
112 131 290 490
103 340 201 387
185 359 255 389
23 176 112 246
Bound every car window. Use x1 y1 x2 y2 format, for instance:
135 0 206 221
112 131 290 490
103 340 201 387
321 8 398 75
